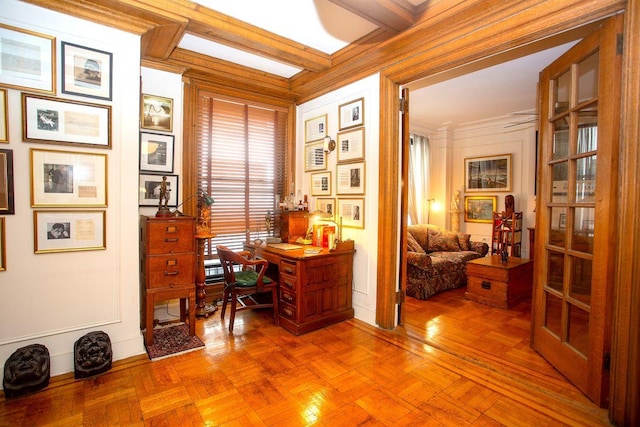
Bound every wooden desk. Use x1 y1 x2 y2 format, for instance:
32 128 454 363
244 243 354 335
465 255 533 309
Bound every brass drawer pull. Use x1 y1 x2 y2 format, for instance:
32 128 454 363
165 271 179 276
282 293 293 302
283 280 294 288
164 238 179 243
283 267 294 274
282 308 294 317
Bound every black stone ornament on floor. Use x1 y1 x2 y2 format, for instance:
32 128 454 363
2 344 50 398
74 331 112 379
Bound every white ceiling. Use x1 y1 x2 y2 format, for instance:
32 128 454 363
182 0 584 127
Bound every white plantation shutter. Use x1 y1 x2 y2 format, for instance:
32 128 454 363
195 94 286 257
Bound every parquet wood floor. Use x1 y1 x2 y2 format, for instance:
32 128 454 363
0 290 611 426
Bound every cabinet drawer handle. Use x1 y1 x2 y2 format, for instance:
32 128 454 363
282 293 293 302
283 280 294 288
481 281 491 290
282 308 294 317
283 267 294 274
165 271 179 276
164 238 179 243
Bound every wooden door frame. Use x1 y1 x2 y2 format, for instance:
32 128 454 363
375 3 639 424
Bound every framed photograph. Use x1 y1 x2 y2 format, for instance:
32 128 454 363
305 141 327 171
0 24 55 94
30 148 107 207
22 93 112 148
61 42 113 100
34 210 106 254
558 213 567 229
338 198 365 229
0 89 8 142
311 171 331 196
464 154 512 192
316 198 336 219
336 127 365 163
464 195 497 223
304 114 327 143
141 94 173 132
336 161 365 195
0 149 15 214
338 97 364 130
140 132 174 173
0 218 5 271
139 173 178 207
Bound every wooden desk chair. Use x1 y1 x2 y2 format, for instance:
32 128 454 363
216 245 279 333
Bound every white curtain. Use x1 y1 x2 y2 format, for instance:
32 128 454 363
408 133 430 225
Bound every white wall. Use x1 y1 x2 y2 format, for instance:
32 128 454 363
297 74 380 326
427 118 537 257
0 1 144 379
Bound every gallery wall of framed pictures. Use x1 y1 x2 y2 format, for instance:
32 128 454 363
0 22 118 259
303 97 367 231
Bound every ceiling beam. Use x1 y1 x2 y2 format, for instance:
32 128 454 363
328 0 416 34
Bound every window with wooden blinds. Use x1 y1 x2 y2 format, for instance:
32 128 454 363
194 95 286 256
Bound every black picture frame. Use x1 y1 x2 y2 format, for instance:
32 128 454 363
61 41 113 101
0 149 14 214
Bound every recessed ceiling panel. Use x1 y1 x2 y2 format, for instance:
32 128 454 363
178 34 303 77
191 0 378 54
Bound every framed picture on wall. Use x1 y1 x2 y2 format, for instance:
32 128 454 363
304 141 327 171
30 148 107 207
310 171 331 196
139 132 174 173
0 89 8 143
141 94 173 132
61 42 113 100
0 217 5 271
139 173 178 207
464 195 497 223
0 149 15 214
336 127 364 163
464 154 512 192
316 198 336 219
338 197 365 229
33 210 106 253
338 97 364 130
336 161 365 195
22 93 112 148
0 24 55 94
305 114 327 143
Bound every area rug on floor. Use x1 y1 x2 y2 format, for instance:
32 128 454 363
144 323 204 361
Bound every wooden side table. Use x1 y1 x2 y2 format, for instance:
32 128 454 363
465 255 533 309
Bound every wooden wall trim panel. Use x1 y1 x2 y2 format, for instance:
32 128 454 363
141 22 187 60
610 1 640 424
375 74 400 330
328 0 416 34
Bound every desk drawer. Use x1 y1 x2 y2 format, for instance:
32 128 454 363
280 288 296 306
279 301 297 321
146 254 195 288
280 272 297 292
280 259 297 276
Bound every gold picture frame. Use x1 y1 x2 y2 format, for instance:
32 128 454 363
34 210 106 254
0 23 56 94
304 114 327 143
310 171 331 196
30 148 108 207
338 197 365 229
464 195 497 223
0 217 5 271
336 161 365 195
22 93 112 148
0 89 8 143
338 97 364 130
141 94 173 132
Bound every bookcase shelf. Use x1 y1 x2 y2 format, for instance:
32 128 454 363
491 211 523 257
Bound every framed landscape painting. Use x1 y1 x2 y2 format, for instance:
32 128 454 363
464 195 497 223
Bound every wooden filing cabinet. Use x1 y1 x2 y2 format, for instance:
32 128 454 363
246 243 354 335
139 215 196 345
465 255 533 309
